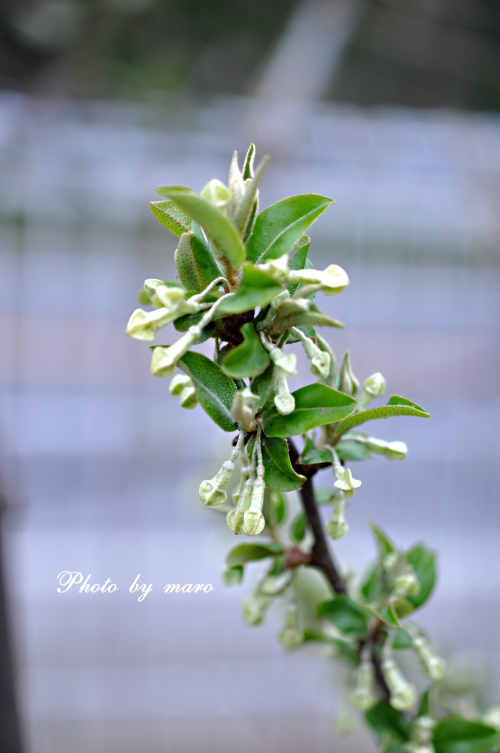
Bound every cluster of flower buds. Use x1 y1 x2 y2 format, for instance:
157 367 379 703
350 656 377 711
199 431 244 507
291 327 331 380
382 656 416 711
357 372 386 410
403 716 436 753
169 374 198 409
325 495 349 540
227 428 267 536
409 628 446 681
383 552 421 598
278 604 304 649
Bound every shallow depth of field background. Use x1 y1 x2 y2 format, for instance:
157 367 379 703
0 1 500 752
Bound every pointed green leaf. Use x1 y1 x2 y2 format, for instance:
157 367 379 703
246 194 334 263
393 627 413 650
290 511 307 542
155 186 245 268
433 718 500 753
365 702 409 743
150 200 191 236
242 143 255 180
217 265 281 315
333 395 430 439
226 541 284 568
221 322 270 378
263 384 356 438
233 156 268 234
178 351 237 432
406 544 436 609
317 595 371 638
247 435 306 492
287 235 310 294
191 222 224 283
336 436 373 461
269 490 287 525
368 521 395 556
360 563 383 603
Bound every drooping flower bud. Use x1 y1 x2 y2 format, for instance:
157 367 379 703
337 350 360 396
365 438 408 460
357 372 387 410
274 375 295 415
242 593 271 625
230 387 259 431
260 333 297 377
291 327 331 380
144 278 164 299
150 327 200 377
199 432 244 507
255 254 289 284
126 307 176 341
410 717 435 745
152 284 186 311
260 571 292 595
333 466 362 497
394 571 421 598
228 477 254 534
200 179 232 208
287 264 349 295
412 635 446 681
382 658 416 711
169 374 198 409
326 497 349 540
350 660 377 711
243 478 266 536
278 605 303 649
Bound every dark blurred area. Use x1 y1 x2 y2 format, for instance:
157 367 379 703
0 0 499 109
0 2 500 753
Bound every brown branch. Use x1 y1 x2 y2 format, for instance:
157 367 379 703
287 438 347 595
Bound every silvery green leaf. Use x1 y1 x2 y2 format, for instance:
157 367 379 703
154 186 245 268
150 200 192 236
263 384 356 438
333 395 430 439
233 156 268 235
246 194 334 263
368 520 396 556
178 351 237 432
247 435 305 492
221 322 270 379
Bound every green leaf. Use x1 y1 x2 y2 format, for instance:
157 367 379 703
270 299 343 333
155 186 245 268
246 194 333 263
178 351 237 432
269 490 287 525
406 544 436 609
233 156 268 234
217 265 282 315
247 435 306 492
315 488 340 506
365 702 409 742
263 384 356 438
360 563 383 603
223 565 244 585
393 627 414 650
221 323 270 378
290 512 307 542
138 289 150 304
433 718 500 753
333 395 430 439
173 312 215 343
317 595 371 638
226 542 284 568
297 435 333 465
242 143 255 180
368 521 395 556
191 222 224 284
251 364 275 412
385 597 414 625
418 689 431 716
174 231 217 292
150 200 192 236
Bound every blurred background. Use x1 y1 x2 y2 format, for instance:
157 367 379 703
0 1 499 752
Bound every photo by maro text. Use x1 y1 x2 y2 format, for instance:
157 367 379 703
57 572 214 601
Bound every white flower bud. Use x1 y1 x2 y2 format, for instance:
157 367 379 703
394 571 421 598
292 327 331 379
144 278 164 298
411 717 435 745
178 386 198 409
169 374 192 395
364 372 386 397
126 307 176 341
199 456 236 507
278 605 303 649
482 708 500 731
413 636 446 681
403 744 435 753
200 179 232 208
333 467 362 495
274 375 295 415
152 284 186 311
272 350 296 377
243 478 266 536
261 571 292 595
337 350 359 396
366 438 408 460
382 658 416 711
383 552 398 572
326 498 349 540
229 478 254 534
151 329 199 377
288 264 349 295
230 388 260 431
350 661 377 711
242 593 271 625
